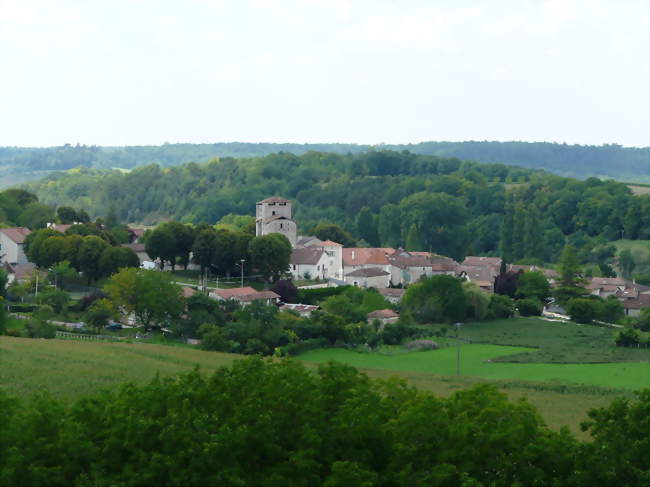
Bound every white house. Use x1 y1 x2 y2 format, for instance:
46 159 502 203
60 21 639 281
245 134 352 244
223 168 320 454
290 247 330 280
0 227 31 266
302 239 344 280
342 248 394 279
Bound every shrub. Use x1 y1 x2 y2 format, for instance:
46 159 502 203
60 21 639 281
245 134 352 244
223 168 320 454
25 319 56 339
566 298 601 324
488 294 515 319
517 298 543 316
279 337 330 356
198 324 232 352
615 327 642 347
404 339 439 351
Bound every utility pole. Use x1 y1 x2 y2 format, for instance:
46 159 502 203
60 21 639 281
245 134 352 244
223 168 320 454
240 259 245 288
455 322 463 376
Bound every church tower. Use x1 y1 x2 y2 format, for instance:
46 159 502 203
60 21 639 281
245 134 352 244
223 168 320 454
255 196 297 247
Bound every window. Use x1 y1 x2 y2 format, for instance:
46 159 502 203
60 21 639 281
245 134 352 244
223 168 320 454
272 210 276 215
280 223 283 229
293 265 296 270
317 265 320 270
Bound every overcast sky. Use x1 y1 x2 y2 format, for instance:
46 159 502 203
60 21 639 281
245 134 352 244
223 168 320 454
0 0 648 147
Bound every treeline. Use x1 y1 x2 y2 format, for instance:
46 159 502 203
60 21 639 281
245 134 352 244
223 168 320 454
25 150 650 266
0 358 648 486
2 140 649 182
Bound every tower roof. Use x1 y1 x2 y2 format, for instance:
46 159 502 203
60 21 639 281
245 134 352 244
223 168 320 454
257 196 289 204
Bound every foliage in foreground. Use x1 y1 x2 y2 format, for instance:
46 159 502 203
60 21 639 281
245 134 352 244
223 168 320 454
0 358 648 487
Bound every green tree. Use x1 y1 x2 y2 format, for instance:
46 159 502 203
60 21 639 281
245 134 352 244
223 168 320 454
403 275 466 323
145 225 177 270
558 244 583 287
311 223 356 247
618 249 635 279
86 298 115 332
404 223 423 252
18 202 55 229
566 298 600 324
0 297 6 334
37 288 70 314
56 206 78 224
356 207 379 247
99 246 140 278
516 271 551 301
249 233 292 282
104 268 184 331
78 236 110 283
0 268 8 298
191 228 218 274
462 281 490 321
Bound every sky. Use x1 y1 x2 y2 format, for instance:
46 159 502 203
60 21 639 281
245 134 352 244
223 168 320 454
0 0 648 147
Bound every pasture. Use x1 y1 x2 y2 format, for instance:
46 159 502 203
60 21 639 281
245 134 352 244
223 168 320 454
0 335 632 438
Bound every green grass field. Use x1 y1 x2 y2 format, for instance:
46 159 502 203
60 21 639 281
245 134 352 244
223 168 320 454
433 317 650 363
0 336 631 439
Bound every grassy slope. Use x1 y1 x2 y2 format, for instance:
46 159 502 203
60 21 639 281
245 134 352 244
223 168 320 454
0 335 639 439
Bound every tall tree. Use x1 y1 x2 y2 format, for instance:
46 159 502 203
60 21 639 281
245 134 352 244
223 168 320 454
558 244 582 287
618 249 635 279
356 207 379 247
404 224 423 252
249 233 292 282
78 236 110 283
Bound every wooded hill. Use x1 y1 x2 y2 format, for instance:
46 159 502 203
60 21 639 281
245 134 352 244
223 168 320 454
1 140 649 186
22 149 650 267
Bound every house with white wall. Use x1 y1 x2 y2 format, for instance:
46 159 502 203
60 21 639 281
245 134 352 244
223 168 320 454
290 247 330 280
0 227 31 266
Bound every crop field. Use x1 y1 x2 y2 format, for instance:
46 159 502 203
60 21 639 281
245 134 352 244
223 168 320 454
0 335 632 438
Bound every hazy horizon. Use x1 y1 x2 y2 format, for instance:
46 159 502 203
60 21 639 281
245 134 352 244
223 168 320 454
1 0 648 147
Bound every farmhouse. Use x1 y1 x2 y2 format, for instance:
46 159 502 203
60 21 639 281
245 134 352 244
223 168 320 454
343 248 394 278
0 227 31 265
457 256 503 293
345 267 391 288
587 277 627 297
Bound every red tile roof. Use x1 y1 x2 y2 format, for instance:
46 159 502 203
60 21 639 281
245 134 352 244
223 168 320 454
367 309 399 319
258 196 289 204
212 287 257 299
343 248 394 266
0 227 31 244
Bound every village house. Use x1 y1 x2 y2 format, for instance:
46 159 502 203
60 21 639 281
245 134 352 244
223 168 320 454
345 267 391 288
377 287 405 304
342 247 394 277
388 249 458 286
289 247 330 280
457 256 503 293
255 196 297 247
121 243 156 269
367 309 399 328
0 227 31 266
209 286 280 306
586 277 627 298
303 239 344 279
3 262 37 286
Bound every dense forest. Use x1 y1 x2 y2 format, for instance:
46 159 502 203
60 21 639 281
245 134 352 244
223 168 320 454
1 140 648 186
22 150 650 267
0 358 648 486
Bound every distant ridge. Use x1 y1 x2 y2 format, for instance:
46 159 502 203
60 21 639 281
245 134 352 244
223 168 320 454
1 140 649 188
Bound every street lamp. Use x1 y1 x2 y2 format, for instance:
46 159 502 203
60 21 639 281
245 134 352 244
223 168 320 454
240 259 245 288
454 322 463 376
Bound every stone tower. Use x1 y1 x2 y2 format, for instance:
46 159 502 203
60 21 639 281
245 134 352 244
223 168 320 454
255 196 297 246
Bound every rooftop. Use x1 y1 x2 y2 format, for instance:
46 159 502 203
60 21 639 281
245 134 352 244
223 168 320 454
291 247 325 265
343 248 394 266
0 227 31 244
367 309 399 319
211 287 257 299
346 267 390 278
258 196 289 204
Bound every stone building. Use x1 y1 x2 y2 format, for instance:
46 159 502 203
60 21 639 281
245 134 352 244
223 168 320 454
255 196 297 246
